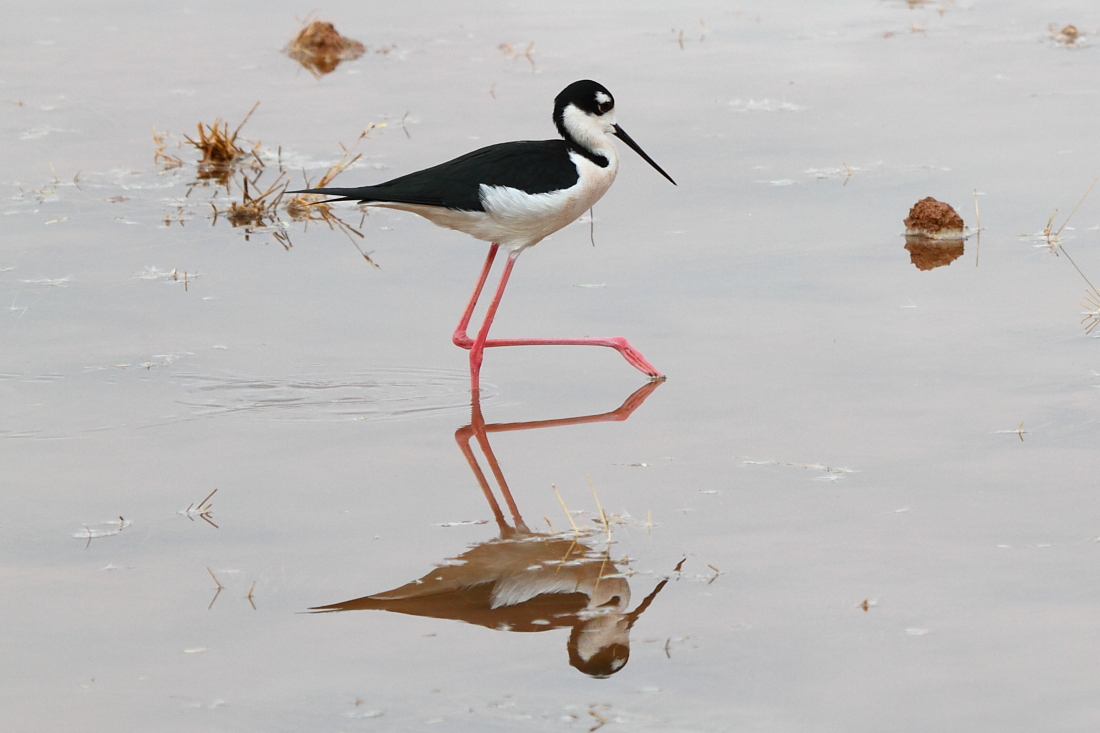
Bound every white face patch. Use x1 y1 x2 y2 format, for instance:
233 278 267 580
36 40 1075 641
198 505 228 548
594 91 612 107
562 103 617 145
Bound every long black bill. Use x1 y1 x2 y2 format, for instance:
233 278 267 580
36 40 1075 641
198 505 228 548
612 124 676 185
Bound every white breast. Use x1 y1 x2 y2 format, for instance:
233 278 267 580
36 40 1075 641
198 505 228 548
481 150 619 252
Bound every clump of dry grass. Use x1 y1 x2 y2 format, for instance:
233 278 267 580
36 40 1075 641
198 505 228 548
286 19 365 77
157 104 384 261
214 172 288 229
179 488 218 528
184 102 261 183
1050 24 1084 46
284 129 378 266
1048 23 1098 47
1058 24 1080 43
1038 179 1100 334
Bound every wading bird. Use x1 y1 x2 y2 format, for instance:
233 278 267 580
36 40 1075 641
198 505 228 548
293 80 675 389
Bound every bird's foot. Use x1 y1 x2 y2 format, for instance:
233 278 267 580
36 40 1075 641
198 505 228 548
607 337 664 379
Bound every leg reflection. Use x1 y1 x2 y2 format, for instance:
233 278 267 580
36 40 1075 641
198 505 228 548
311 381 672 677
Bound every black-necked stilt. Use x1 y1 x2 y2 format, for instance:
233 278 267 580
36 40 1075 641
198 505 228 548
293 80 676 388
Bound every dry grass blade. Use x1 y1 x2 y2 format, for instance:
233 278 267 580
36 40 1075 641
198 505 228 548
587 474 612 542
1082 291 1100 335
315 152 362 191
1040 179 1100 335
206 567 224 609
1062 248 1100 335
179 488 219 528
1043 210 1059 245
153 126 183 170
207 567 224 589
285 133 379 267
498 42 536 71
551 483 580 533
1055 178 1097 238
1043 178 1097 248
286 19 365 77
285 128 373 214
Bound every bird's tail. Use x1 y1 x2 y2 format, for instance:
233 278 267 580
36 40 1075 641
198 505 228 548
286 186 376 203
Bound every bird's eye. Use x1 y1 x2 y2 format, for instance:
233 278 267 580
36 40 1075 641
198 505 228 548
597 101 613 114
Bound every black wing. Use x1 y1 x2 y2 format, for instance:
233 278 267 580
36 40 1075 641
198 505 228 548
290 140 580 211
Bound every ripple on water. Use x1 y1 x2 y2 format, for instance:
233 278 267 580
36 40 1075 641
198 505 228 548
175 367 483 422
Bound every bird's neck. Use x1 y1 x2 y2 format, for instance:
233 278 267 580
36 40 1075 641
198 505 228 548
567 140 614 169
558 106 616 169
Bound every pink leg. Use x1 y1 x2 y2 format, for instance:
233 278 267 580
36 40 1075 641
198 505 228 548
464 251 664 390
453 243 499 350
468 254 516 388
483 334 662 377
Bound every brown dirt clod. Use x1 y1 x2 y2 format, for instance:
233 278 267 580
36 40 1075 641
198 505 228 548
287 20 366 77
904 196 965 237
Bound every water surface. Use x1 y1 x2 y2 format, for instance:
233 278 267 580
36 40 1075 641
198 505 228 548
3 1 1100 730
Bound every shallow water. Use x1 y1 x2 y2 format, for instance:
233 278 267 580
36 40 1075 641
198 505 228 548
3 1 1100 730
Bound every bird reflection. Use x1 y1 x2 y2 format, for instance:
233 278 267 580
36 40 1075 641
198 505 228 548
311 381 669 677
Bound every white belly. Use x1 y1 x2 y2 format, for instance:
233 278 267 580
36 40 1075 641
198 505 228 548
372 150 619 253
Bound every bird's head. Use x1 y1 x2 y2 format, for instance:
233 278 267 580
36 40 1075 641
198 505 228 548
553 80 676 185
